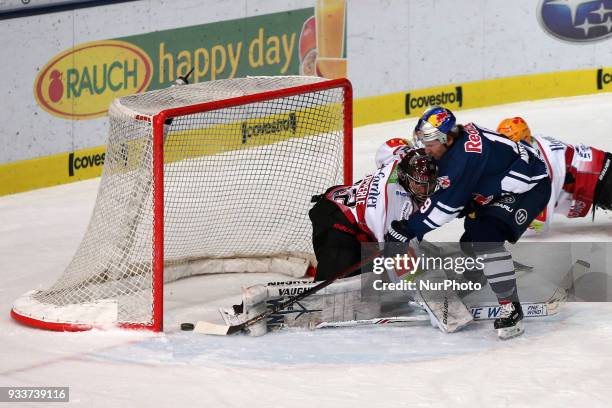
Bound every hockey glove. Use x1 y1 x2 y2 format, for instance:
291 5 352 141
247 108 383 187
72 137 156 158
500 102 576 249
385 220 414 243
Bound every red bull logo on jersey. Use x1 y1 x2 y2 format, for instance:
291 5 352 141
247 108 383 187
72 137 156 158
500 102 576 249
473 193 493 205
437 176 451 189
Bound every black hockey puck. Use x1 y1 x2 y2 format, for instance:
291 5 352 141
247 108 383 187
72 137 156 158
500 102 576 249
181 322 195 331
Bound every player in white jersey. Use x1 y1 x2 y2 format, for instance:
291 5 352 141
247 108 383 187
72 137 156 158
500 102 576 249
497 117 612 234
308 140 437 281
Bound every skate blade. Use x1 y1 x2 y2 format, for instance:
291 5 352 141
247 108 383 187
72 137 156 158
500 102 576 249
194 320 232 335
497 321 525 340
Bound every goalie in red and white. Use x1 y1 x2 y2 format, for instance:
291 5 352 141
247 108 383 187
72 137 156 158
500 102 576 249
308 138 432 281
218 139 458 336
497 117 612 234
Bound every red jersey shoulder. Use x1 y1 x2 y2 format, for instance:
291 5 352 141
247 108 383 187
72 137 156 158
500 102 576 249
385 138 410 148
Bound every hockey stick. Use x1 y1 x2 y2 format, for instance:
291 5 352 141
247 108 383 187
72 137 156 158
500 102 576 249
513 260 533 273
194 249 384 335
560 259 591 300
324 261 579 330
469 287 566 320
272 262 573 332
314 315 429 328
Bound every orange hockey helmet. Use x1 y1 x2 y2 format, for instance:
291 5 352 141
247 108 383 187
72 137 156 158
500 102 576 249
497 117 532 144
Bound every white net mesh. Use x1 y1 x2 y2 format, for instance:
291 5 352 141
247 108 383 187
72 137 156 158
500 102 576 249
12 76 349 330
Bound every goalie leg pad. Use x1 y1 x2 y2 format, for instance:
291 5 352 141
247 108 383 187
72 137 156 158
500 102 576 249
223 275 385 334
266 275 383 329
414 269 473 333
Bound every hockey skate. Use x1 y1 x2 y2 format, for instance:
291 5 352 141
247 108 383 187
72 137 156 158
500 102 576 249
494 301 524 340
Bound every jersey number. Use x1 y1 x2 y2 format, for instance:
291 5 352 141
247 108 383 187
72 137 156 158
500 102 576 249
420 197 432 213
333 188 357 207
464 134 482 153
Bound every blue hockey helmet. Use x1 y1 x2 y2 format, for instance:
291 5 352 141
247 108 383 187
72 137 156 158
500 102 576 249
413 106 457 145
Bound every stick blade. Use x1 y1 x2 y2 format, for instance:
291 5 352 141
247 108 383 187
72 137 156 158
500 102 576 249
194 320 232 335
193 320 245 336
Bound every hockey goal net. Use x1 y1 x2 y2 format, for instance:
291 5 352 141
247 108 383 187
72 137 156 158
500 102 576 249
11 76 352 331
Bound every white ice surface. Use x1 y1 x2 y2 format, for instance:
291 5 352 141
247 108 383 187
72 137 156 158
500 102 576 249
1 94 612 407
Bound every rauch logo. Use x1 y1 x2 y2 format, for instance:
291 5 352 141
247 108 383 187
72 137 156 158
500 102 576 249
34 40 153 120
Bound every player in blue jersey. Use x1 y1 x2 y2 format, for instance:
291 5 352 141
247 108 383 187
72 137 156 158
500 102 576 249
385 106 551 339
